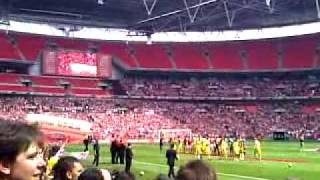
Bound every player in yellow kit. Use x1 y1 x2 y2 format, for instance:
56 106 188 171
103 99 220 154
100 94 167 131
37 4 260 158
233 139 240 161
254 138 262 161
201 137 211 159
177 139 184 154
220 138 229 160
194 136 202 159
172 137 178 151
192 136 196 154
238 137 246 160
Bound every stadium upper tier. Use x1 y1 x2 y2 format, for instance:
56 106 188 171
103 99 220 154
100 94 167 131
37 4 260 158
0 32 319 72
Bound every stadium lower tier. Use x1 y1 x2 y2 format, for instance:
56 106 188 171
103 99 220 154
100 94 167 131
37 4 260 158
0 95 318 142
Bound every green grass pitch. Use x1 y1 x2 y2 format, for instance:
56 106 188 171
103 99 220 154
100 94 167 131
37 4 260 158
65 141 320 180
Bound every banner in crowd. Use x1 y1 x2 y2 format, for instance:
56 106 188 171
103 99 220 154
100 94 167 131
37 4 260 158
26 113 92 143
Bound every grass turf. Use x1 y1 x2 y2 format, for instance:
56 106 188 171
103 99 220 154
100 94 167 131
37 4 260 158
65 141 320 180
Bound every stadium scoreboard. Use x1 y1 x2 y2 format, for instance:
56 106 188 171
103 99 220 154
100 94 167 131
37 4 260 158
42 49 112 78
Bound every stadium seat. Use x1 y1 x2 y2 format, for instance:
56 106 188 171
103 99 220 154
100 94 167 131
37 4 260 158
171 44 209 70
133 44 172 69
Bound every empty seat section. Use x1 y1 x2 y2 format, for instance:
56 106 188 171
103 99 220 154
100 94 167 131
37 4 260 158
133 44 172 68
0 74 20 84
94 89 110 96
71 88 106 96
0 33 20 60
0 84 28 92
28 76 58 86
210 44 243 70
283 38 316 69
63 78 99 88
245 41 278 70
89 89 110 97
32 86 65 94
17 35 45 61
100 43 137 67
72 88 92 95
172 44 208 69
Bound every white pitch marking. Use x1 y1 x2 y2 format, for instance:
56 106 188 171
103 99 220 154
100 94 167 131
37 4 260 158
133 160 271 180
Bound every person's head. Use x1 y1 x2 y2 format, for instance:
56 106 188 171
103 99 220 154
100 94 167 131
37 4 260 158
176 160 217 180
127 143 132 148
170 144 174 149
114 171 135 180
52 156 83 180
0 119 46 180
153 173 170 180
78 168 111 180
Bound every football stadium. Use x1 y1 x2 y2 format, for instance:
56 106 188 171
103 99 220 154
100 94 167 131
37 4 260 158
0 0 319 180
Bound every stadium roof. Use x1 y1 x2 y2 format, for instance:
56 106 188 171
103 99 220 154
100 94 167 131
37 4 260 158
3 0 319 33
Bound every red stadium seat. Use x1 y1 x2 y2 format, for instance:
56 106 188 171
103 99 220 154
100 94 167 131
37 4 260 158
0 33 21 60
0 73 21 84
62 77 99 88
100 43 137 67
71 88 109 97
17 35 46 61
282 37 317 69
133 44 172 69
210 44 243 71
27 76 59 86
172 44 209 69
32 86 66 95
0 84 28 92
245 41 279 70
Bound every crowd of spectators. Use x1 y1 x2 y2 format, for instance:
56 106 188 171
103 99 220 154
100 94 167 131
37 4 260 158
0 118 220 180
120 75 320 97
0 95 318 140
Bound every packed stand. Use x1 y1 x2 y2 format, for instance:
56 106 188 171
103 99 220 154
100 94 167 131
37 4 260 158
0 95 318 140
120 75 317 97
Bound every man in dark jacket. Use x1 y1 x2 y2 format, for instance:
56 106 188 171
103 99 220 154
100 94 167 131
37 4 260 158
110 139 117 164
118 140 126 164
125 143 133 172
83 136 89 152
166 144 178 178
92 138 100 166
160 136 164 152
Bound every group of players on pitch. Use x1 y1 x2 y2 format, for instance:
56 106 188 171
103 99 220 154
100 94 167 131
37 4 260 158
165 135 262 161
